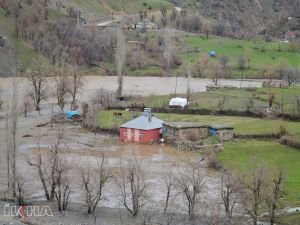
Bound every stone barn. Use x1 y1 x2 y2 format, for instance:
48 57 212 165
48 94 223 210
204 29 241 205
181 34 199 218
120 108 164 143
162 122 210 143
162 122 234 143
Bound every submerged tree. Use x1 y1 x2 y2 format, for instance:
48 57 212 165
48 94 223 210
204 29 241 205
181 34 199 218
26 62 48 112
117 157 146 217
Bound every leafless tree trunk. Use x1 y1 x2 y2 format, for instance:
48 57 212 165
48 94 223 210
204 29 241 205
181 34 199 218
26 62 47 112
8 78 18 197
266 168 287 225
80 154 111 214
54 70 69 111
186 62 191 106
208 62 222 86
116 29 126 98
5 107 10 189
27 136 50 200
176 164 206 219
15 172 26 206
55 155 71 212
116 157 146 217
220 173 239 223
69 68 83 110
164 30 174 74
163 170 174 214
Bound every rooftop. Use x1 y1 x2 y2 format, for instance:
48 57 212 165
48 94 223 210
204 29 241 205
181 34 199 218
121 115 164 130
163 122 233 130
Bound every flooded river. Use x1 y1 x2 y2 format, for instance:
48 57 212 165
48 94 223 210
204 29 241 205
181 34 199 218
15 125 221 213
0 76 264 100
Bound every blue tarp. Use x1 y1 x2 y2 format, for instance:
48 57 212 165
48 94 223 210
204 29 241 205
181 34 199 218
209 128 218 136
209 50 217 57
66 111 80 119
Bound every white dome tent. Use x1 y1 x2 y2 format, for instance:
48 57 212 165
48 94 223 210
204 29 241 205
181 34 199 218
169 97 188 108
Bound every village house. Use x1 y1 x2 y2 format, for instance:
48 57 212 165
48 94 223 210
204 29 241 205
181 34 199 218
162 122 234 143
120 108 164 143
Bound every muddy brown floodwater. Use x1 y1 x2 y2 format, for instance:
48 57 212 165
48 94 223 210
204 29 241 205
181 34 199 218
5 121 222 214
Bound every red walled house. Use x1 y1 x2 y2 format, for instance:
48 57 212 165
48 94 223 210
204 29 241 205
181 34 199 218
120 108 164 143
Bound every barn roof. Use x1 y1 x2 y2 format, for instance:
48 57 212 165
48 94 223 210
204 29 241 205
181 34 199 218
121 115 164 130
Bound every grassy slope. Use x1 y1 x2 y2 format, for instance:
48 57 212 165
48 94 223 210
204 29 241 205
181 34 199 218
183 36 300 78
218 140 300 206
0 7 52 73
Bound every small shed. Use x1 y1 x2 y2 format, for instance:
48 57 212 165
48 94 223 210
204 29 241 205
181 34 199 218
120 108 164 143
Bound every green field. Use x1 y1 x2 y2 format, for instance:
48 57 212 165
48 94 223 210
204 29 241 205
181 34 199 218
182 36 300 78
127 86 300 115
97 110 300 136
218 140 300 206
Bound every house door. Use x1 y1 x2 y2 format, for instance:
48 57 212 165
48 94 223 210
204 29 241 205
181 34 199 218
134 129 140 142
127 129 132 141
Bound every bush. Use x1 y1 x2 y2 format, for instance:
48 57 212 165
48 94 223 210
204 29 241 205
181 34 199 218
206 151 223 170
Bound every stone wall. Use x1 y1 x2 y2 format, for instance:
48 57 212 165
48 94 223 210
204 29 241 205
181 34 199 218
177 127 209 141
218 129 234 141
163 126 209 143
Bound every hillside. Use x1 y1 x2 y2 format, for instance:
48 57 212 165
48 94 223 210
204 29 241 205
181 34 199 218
179 0 300 38
0 0 300 76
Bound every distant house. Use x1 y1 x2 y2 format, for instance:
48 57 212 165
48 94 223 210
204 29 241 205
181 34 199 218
120 108 164 143
285 31 296 41
162 122 234 143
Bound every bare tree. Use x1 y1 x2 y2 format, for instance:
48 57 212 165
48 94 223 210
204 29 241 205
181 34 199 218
116 29 126 98
28 128 66 201
208 62 222 86
176 164 206 219
163 30 174 74
55 155 71 212
80 154 111 214
54 70 69 111
220 174 239 223
117 157 146 217
241 161 268 225
8 78 18 197
162 170 175 214
266 168 287 225
27 136 50 200
15 172 26 206
68 68 83 110
26 63 48 112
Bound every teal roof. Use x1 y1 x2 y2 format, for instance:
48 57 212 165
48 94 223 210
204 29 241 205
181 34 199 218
121 115 164 130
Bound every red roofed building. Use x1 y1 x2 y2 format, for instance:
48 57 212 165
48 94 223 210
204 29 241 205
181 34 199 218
120 108 164 143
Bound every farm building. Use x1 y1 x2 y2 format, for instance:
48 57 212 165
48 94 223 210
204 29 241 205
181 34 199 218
162 122 234 143
120 108 164 143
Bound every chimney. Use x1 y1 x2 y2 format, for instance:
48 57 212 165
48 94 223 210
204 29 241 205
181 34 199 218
143 108 152 122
